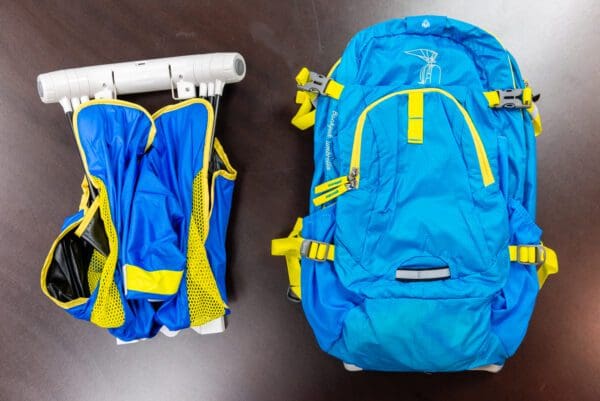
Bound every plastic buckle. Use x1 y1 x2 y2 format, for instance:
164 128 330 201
297 71 330 96
300 239 330 261
516 245 546 265
494 89 531 109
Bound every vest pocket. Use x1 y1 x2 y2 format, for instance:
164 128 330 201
41 208 109 312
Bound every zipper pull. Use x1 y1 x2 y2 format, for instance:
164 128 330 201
314 176 349 194
312 168 358 206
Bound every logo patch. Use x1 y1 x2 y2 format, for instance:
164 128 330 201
405 49 442 85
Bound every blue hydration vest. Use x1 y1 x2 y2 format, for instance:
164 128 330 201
272 16 558 372
41 99 236 342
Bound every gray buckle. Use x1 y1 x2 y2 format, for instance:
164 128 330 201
494 89 531 109
516 245 546 266
297 71 330 96
300 239 330 261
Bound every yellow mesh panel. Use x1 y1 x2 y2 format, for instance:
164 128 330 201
186 170 226 326
89 187 125 328
87 250 105 293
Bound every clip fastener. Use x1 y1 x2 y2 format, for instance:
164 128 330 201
493 89 532 109
297 70 331 96
515 245 546 265
300 239 331 261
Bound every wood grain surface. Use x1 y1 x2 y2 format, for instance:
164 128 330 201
0 1 598 400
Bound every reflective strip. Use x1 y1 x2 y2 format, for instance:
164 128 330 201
407 91 424 144
124 265 184 296
395 267 450 281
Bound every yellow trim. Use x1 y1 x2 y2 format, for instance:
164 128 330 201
73 102 133 328
40 219 89 309
208 138 238 219
407 91 424 144
155 98 229 321
75 99 156 152
124 265 184 296
74 196 100 237
327 58 342 76
350 88 495 188
480 28 517 88
152 98 216 240
79 177 90 211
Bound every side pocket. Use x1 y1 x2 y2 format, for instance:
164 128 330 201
300 205 361 353
491 199 541 356
40 210 106 322
205 139 237 305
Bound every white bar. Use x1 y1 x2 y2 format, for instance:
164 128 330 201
395 268 450 280
37 53 246 103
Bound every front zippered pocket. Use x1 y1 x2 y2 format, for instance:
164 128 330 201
313 88 495 206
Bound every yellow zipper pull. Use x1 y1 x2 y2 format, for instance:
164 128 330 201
314 176 349 194
312 168 358 206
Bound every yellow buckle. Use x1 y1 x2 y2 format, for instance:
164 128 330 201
515 245 546 265
300 239 331 261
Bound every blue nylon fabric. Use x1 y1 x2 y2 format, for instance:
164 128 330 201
146 101 220 331
302 16 541 371
72 102 161 341
60 210 84 231
205 174 235 304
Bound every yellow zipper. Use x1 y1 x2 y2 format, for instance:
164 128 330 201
312 88 495 206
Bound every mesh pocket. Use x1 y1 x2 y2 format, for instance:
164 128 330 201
186 171 225 326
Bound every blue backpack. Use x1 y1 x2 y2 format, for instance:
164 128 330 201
272 16 558 372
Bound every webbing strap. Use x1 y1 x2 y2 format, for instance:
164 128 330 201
407 91 424 144
291 67 344 130
484 87 542 135
509 244 558 289
271 219 335 300
291 91 317 130
527 102 543 136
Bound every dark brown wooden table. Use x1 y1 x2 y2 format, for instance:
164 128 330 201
1 1 598 400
